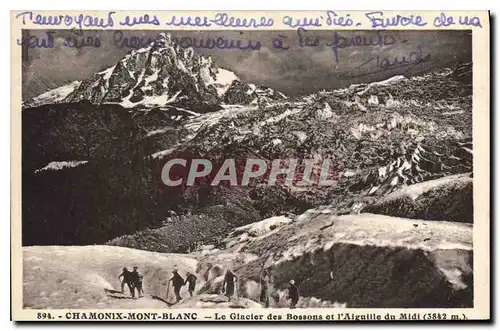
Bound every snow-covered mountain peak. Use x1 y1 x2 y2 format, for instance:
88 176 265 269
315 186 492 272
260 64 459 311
23 33 286 110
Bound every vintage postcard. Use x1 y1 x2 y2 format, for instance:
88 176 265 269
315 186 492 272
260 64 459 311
11 10 490 322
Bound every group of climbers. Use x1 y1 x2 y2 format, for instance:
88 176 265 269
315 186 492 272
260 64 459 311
117 267 299 308
118 266 144 299
169 269 198 302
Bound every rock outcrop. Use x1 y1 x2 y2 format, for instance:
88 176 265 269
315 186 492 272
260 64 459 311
224 81 287 105
361 173 473 223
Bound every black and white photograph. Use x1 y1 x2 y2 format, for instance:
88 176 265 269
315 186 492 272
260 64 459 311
17 24 481 316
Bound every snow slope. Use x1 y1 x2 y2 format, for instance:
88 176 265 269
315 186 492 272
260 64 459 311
23 246 199 309
25 81 81 108
34 161 88 174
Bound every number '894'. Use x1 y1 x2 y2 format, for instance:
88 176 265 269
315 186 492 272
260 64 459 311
37 312 53 320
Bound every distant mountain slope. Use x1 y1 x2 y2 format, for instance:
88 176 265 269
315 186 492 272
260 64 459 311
25 81 81 108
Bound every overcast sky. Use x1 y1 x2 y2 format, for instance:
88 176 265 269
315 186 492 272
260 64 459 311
22 30 471 99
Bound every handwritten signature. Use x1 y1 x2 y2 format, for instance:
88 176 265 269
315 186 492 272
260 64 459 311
340 45 432 78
